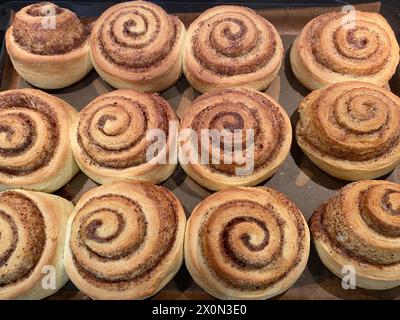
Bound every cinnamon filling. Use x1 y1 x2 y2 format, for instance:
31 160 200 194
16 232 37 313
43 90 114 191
77 94 171 169
187 89 287 176
299 86 400 162
12 3 90 55
70 185 180 289
199 195 306 291
0 192 46 287
311 184 400 267
191 12 276 76
0 92 59 177
96 5 181 71
305 12 391 76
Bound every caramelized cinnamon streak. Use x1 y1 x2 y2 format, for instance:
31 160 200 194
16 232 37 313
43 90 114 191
26 2 63 16
77 195 148 262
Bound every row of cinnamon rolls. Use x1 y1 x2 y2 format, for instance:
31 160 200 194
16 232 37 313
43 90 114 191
2 0 400 301
0 84 400 299
2 178 400 299
6 2 400 92
0 179 309 300
0 81 399 193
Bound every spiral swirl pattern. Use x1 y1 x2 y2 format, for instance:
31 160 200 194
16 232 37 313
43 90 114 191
311 180 400 289
185 187 310 299
0 192 45 287
0 189 73 299
90 1 185 91
291 11 399 89
11 2 90 55
0 92 58 175
183 5 284 93
296 81 400 180
64 181 186 300
72 89 177 185
0 89 78 192
179 88 292 191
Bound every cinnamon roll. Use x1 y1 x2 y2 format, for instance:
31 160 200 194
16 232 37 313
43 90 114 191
296 81 400 181
185 187 310 300
0 89 79 192
290 10 399 90
311 180 400 290
178 88 292 191
183 5 284 93
70 89 178 185
5 2 93 89
0 190 74 299
90 1 185 92
64 181 186 300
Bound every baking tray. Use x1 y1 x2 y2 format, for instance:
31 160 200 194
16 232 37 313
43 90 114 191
1 1 400 300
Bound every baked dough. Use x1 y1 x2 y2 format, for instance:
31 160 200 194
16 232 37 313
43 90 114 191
183 5 284 93
64 180 186 300
296 81 400 181
90 1 185 92
0 89 79 192
185 186 310 299
70 89 178 185
179 88 292 191
290 10 399 90
0 190 73 299
6 2 92 89
311 180 400 290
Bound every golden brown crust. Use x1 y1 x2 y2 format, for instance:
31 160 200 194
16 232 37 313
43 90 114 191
296 81 400 181
183 5 284 93
185 187 310 300
290 11 399 90
5 2 93 89
311 180 400 290
0 89 79 192
0 190 73 300
70 89 177 185
178 88 292 191
64 181 186 300
90 1 185 92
